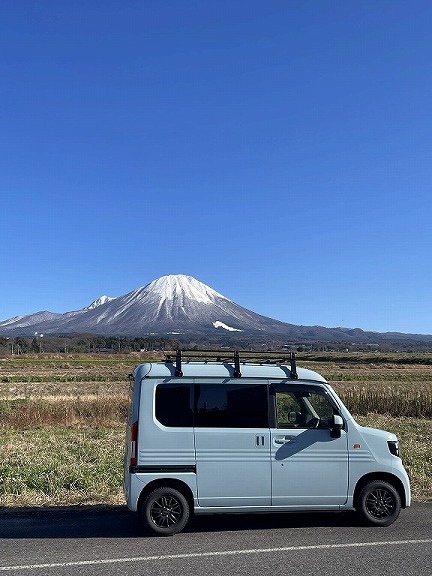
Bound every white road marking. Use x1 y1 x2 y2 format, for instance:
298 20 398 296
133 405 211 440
0 539 431 572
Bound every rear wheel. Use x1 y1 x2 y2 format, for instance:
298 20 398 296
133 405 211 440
141 487 190 536
356 480 401 526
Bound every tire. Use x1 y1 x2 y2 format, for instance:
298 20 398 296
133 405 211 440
356 480 401 527
141 487 190 536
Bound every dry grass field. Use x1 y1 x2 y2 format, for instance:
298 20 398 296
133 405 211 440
0 353 431 507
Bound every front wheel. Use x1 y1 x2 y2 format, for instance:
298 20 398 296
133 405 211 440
141 487 190 536
356 480 401 526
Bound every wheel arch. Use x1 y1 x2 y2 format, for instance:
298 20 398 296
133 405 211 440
137 478 195 514
353 472 407 509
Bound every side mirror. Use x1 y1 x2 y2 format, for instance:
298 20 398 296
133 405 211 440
288 411 297 424
330 414 344 438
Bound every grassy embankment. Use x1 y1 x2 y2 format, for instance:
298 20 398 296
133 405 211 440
0 353 431 507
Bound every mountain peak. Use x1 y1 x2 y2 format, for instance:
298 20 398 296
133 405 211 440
85 295 116 310
145 274 229 305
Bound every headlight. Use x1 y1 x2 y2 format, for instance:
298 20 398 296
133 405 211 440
387 440 400 457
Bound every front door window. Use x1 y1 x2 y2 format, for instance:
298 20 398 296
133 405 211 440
275 389 336 429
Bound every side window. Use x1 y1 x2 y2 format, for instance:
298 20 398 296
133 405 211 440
306 392 335 427
275 387 336 429
276 391 306 428
195 384 268 428
155 383 193 427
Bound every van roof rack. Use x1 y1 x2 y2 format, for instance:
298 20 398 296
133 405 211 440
164 349 298 380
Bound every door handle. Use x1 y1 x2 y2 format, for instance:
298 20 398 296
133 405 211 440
274 435 296 444
256 435 265 446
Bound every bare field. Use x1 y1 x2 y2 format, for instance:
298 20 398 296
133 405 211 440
0 353 431 506
0 357 136 384
0 381 128 400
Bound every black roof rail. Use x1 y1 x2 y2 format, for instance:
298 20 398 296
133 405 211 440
166 349 300 379
233 350 241 378
175 349 183 377
290 352 298 380
164 350 184 377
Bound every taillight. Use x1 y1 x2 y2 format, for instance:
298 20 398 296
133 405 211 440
130 421 138 467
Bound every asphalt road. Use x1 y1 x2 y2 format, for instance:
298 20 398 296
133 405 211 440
0 504 431 576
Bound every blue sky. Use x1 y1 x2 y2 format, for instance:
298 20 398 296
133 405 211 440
1 0 431 334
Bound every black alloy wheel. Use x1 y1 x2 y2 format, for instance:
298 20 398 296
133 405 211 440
357 480 401 526
142 487 190 536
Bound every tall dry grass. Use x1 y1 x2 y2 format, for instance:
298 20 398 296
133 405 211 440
336 385 432 418
0 394 128 428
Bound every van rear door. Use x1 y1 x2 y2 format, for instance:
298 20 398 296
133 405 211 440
123 374 138 502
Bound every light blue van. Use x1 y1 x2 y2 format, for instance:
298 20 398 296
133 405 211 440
123 351 410 535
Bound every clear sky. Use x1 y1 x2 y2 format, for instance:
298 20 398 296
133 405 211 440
1 0 431 335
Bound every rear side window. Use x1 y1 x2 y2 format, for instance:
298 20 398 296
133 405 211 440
155 383 193 427
155 382 269 428
195 384 268 428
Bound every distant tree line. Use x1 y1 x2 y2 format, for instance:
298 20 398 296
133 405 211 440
1 333 432 356
0 335 181 355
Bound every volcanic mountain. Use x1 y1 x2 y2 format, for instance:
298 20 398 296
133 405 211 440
0 274 431 345
0 275 294 337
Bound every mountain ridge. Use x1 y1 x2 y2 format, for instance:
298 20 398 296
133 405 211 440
0 274 431 345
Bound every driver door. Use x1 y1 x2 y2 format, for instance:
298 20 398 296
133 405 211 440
270 384 349 507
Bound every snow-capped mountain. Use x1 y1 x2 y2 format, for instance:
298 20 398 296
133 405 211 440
0 274 431 344
0 274 293 338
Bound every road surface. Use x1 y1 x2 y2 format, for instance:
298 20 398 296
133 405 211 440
0 504 430 575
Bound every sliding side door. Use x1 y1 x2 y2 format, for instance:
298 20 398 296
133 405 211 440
194 380 271 508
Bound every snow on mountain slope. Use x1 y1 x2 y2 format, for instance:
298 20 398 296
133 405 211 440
213 321 243 332
148 275 228 304
0 311 62 329
85 295 116 310
0 295 115 332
